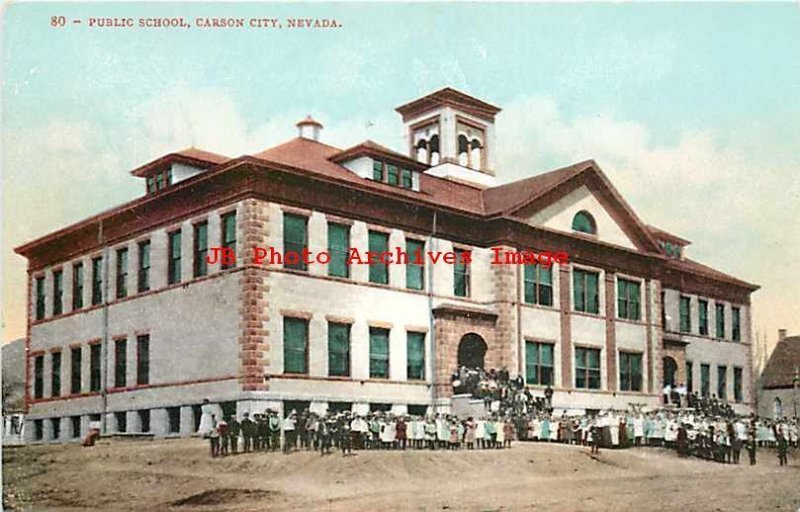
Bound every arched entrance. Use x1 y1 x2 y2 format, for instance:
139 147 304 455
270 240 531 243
458 333 487 370
663 356 678 388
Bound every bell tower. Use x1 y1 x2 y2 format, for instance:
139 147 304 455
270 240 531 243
395 87 501 187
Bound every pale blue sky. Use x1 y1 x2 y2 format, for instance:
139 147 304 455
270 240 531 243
3 2 799 358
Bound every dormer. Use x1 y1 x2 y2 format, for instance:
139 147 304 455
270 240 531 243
130 148 229 196
648 225 691 259
330 140 427 192
395 87 501 188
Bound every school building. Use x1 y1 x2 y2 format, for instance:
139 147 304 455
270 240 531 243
15 88 759 443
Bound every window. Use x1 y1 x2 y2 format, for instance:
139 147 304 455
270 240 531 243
686 361 693 394
617 279 641 321
328 223 350 278
733 367 743 403
619 352 643 392
90 344 101 392
167 407 181 434
139 410 151 433
407 332 425 380
115 411 127 433
114 339 127 388
716 303 725 338
368 231 389 284
698 300 708 335
406 239 424 290
51 418 61 440
192 405 202 430
167 231 182 284
52 269 63 315
91 257 103 305
328 323 350 377
387 164 399 186
147 176 155 195
116 248 128 299
573 269 599 314
72 263 84 309
165 169 172 187
283 317 308 374
34 419 43 441
136 335 149 386
33 355 44 399
401 168 413 189
70 347 82 394
372 160 384 181
525 342 554 386
137 241 150 293
329 402 353 414
283 214 308 271
155 173 164 191
193 222 208 278
701 364 710 398
575 347 601 390
679 296 691 333
524 265 553 306
571 211 596 234
221 212 237 269
369 327 390 379
35 276 45 320
51 352 61 397
453 248 470 297
717 365 727 400
732 307 741 341
71 416 81 438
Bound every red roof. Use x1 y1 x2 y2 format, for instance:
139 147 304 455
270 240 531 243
761 335 800 388
665 257 759 291
130 147 230 177
330 140 427 171
395 87 502 123
648 225 692 246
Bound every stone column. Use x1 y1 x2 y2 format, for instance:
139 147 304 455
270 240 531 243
559 265 572 388
605 272 617 392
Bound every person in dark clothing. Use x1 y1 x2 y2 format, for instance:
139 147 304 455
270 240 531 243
746 434 757 465
257 414 269 451
228 416 240 454
777 433 789 466
240 413 254 453
676 424 688 457
544 385 554 410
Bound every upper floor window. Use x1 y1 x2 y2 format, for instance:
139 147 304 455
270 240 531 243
372 160 414 189
619 351 642 392
732 307 741 341
33 355 44 399
715 303 725 338
571 211 596 235
116 248 128 299
283 214 308 271
456 121 485 170
193 222 208 278
575 347 601 390
91 257 103 305
413 124 440 166
525 341 554 386
406 239 425 290
35 276 45 320
283 317 309 374
328 223 350 278
72 263 84 310
617 279 641 321
679 296 691 333
221 212 237 270
453 248 470 297
167 231 182 284
524 264 553 306
368 231 389 285
138 241 151 293
698 299 709 335
573 269 599 314
52 269 63 315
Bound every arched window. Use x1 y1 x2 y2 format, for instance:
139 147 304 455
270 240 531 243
774 397 783 419
429 135 440 166
458 134 469 166
470 138 482 169
416 139 428 164
572 211 597 235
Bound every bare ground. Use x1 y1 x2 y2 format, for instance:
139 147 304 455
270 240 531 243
3 438 799 511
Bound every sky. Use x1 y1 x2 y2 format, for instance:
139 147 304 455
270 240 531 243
2 2 799 360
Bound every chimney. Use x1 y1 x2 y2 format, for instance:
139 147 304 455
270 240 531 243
296 115 323 141
778 329 787 343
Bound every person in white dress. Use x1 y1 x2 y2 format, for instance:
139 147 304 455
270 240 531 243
197 398 215 437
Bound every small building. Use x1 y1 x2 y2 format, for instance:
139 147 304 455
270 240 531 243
757 330 800 419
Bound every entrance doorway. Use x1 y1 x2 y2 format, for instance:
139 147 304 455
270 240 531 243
458 333 487 370
663 357 678 388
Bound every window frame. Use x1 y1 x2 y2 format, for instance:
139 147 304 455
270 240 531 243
524 264 553 307
33 355 44 399
732 307 741 341
114 338 127 389
193 221 209 278
35 276 45 320
700 363 710 398
72 262 84 310
89 343 102 392
115 248 128 299
679 295 691 333
70 347 82 394
575 346 601 390
369 327 390 379
91 257 103 305
453 248 470 297
698 299 709 335
52 269 63 315
167 230 182 285
405 238 425 290
221 212 237 270
368 231 390 285
525 341 555 386
618 351 643 392
283 214 309 272
283 317 309 375
573 268 600 314
327 223 350 279
51 351 61 397
136 334 150 386
715 303 725 339
137 240 151 293
616 278 641 321
406 331 426 381
717 365 727 400
327 322 351 377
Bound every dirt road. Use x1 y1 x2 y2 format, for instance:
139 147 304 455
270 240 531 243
3 438 798 511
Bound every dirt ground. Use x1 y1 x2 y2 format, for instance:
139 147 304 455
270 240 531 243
3 438 799 511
